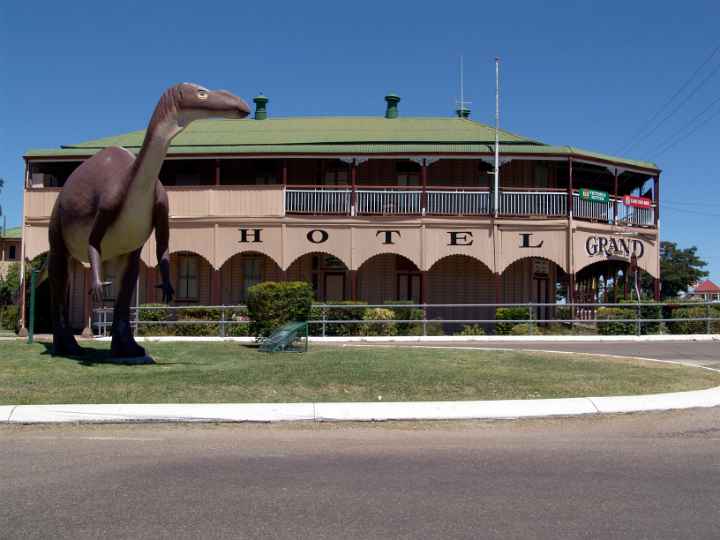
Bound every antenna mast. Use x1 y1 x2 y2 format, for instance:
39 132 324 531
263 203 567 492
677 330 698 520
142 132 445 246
494 57 500 218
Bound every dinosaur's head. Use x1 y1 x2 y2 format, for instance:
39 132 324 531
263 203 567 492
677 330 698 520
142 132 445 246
173 82 251 125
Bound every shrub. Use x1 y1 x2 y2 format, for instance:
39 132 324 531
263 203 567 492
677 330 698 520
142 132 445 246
509 323 545 336
553 305 573 324
596 307 636 335
247 281 314 338
224 307 250 337
454 324 486 336
362 307 397 336
667 305 720 334
137 303 175 336
384 300 424 335
310 301 367 336
174 307 221 337
495 307 529 335
0 304 19 333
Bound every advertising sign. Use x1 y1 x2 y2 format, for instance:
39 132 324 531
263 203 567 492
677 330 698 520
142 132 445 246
622 195 653 209
579 188 609 203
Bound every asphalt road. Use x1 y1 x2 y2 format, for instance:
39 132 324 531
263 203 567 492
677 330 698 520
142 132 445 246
2 408 719 539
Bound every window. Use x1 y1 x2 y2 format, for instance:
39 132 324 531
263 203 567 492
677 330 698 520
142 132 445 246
396 161 420 186
241 257 263 300
8 245 16 260
177 255 199 300
323 167 349 185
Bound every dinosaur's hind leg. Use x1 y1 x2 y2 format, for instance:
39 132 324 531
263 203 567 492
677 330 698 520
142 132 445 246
110 249 146 358
49 228 84 356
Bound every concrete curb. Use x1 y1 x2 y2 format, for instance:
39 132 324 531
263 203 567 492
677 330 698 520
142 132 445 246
95 334 720 343
3 387 720 424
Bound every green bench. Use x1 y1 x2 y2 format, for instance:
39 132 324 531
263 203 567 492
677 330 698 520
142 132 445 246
258 321 309 353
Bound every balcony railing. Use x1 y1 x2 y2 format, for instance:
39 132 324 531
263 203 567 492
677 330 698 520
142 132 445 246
282 186 657 226
356 188 422 215
498 189 567 217
285 187 351 214
426 188 490 215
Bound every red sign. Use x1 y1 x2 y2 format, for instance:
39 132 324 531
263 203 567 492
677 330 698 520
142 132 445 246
623 195 653 209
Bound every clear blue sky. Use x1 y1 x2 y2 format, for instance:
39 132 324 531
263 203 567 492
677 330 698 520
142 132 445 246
1 0 719 278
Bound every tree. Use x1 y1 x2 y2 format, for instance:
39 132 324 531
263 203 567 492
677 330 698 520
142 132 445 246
643 241 709 299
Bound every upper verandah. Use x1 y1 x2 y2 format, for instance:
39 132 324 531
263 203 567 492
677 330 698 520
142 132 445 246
24 116 659 173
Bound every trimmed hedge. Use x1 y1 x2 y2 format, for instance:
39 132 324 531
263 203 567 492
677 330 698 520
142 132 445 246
310 301 367 336
495 307 529 335
247 281 314 338
596 307 636 335
667 305 720 334
362 308 397 336
384 300 424 336
454 324 486 336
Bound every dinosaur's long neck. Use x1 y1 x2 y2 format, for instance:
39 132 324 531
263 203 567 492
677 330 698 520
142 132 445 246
131 89 184 192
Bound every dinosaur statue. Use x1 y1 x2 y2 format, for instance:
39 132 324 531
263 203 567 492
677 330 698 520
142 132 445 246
49 83 250 357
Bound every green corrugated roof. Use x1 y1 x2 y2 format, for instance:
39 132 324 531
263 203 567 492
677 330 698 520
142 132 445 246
1 227 21 239
24 116 659 171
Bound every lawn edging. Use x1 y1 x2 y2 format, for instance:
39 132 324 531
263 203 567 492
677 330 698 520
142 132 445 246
3 385 720 424
93 334 720 343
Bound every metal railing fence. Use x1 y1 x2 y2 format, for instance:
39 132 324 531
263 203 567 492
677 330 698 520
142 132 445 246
93 301 720 338
356 189 422 215
498 190 567 216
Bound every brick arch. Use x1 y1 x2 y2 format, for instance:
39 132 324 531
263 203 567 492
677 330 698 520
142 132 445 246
497 251 568 275
499 256 565 304
353 249 422 273
575 257 658 279
285 250 350 273
356 253 420 304
427 253 493 274
218 251 283 305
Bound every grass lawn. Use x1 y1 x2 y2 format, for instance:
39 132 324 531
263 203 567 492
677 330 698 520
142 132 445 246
1 341 718 405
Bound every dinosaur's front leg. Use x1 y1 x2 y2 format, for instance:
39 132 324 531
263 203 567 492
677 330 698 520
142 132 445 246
110 250 146 358
87 209 113 303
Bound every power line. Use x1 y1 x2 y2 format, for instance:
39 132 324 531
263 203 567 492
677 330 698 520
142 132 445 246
652 104 720 156
617 42 720 155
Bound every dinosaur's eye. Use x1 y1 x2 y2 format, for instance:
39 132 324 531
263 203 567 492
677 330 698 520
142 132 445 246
197 90 208 100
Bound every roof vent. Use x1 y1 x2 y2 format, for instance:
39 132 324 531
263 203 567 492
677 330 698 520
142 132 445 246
384 93 400 119
455 107 470 118
253 94 269 120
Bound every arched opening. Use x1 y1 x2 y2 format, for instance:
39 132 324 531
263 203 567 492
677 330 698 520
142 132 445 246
501 256 567 322
575 259 653 303
357 253 421 304
286 252 350 301
427 254 495 331
168 251 214 305
219 251 282 304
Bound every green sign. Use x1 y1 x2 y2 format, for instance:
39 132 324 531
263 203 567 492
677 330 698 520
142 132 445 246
579 188 609 203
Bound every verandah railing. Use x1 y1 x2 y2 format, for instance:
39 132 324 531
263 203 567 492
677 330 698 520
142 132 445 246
93 301 719 338
284 186 655 226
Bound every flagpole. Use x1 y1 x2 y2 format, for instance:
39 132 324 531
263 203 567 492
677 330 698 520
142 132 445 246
494 57 500 218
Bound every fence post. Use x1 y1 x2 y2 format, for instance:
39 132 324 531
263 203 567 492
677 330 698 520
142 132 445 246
220 307 226 338
528 305 534 336
322 306 327 338
636 303 641 336
706 302 711 335
422 304 428 337
27 269 38 344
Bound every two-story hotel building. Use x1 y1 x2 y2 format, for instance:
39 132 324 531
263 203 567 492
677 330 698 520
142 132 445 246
20 94 660 333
